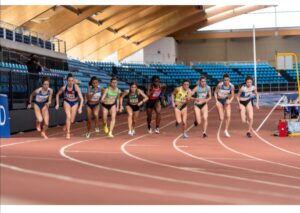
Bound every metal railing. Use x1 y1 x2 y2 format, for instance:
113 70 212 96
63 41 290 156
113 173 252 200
0 69 64 110
190 60 270 66
256 82 298 93
0 21 66 54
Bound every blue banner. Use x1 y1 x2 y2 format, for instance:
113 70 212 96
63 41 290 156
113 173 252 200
0 94 10 138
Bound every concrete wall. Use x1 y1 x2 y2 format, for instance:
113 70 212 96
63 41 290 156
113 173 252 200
144 37 177 64
177 36 300 64
121 49 144 63
102 52 118 64
118 37 178 64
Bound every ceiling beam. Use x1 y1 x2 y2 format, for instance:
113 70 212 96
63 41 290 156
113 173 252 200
72 6 179 60
175 5 269 39
1 6 53 26
23 6 108 38
118 8 234 61
127 7 200 44
201 5 269 29
60 6 146 50
118 6 264 61
175 29 300 40
121 6 182 38
172 5 242 37
83 7 200 61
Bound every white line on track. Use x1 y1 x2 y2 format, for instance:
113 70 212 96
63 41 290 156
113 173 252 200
109 106 300 201
59 112 267 203
1 112 246 203
253 129 300 157
60 116 275 203
0 155 68 161
65 150 122 154
175 123 300 181
0 109 170 148
217 121 300 171
1 162 246 204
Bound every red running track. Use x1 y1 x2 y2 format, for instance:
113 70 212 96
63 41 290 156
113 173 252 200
1 100 300 204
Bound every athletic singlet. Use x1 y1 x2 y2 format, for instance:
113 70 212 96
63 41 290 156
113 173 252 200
196 85 209 99
89 86 101 102
128 91 139 105
149 85 162 101
35 87 52 103
217 82 233 99
64 84 78 101
104 86 119 103
240 85 255 99
175 86 190 104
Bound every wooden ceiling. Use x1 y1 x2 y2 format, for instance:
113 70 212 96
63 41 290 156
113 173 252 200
1 5 288 61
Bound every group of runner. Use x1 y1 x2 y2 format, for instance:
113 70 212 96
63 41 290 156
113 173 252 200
27 73 259 139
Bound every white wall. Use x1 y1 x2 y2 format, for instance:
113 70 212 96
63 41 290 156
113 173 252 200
101 52 118 63
144 37 177 64
178 36 300 64
120 49 144 63
116 37 178 64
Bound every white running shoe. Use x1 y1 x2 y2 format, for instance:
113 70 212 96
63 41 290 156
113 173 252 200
148 128 153 134
154 128 160 134
128 130 133 136
224 130 231 137
182 133 189 138
132 129 136 135
85 132 91 139
95 127 100 133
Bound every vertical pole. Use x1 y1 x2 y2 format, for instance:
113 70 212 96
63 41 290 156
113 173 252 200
293 54 300 99
253 25 257 87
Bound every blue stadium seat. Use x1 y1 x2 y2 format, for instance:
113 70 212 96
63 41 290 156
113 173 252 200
23 35 30 44
0 28 4 38
31 36 38 45
15 33 23 42
6 29 13 40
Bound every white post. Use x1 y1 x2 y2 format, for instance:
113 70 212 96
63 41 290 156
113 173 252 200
253 25 257 87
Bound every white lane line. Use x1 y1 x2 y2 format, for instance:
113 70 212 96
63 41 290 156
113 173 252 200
204 158 256 161
0 110 170 148
66 150 122 154
1 111 226 203
60 117 264 203
175 123 300 181
172 106 300 180
120 112 300 200
0 155 68 161
253 129 300 158
1 163 247 204
127 145 161 147
0 138 55 148
256 96 285 132
59 112 263 203
217 121 300 171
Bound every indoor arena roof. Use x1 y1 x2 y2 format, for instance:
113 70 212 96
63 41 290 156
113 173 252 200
1 5 283 61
